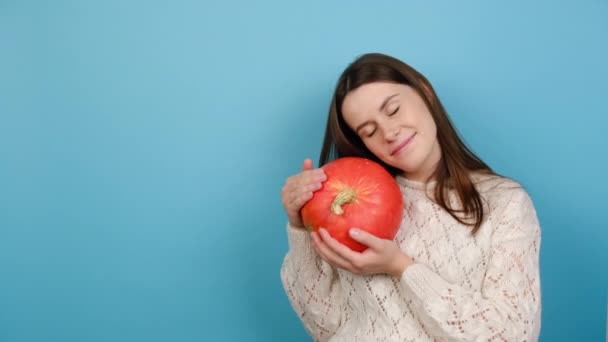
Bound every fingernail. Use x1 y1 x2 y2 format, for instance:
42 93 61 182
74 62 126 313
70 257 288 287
350 228 360 237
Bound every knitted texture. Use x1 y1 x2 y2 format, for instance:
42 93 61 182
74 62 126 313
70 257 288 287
281 175 542 342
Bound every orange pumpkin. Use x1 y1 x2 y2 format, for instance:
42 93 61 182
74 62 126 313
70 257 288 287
301 157 403 252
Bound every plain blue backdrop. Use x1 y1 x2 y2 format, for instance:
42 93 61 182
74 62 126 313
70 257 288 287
1 0 606 341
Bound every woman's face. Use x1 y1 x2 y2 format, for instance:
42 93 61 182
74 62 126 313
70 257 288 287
341 82 442 182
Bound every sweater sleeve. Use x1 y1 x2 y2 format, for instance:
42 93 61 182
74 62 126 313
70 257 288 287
400 188 542 341
280 223 343 341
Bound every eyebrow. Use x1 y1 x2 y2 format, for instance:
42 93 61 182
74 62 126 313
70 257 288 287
354 93 399 133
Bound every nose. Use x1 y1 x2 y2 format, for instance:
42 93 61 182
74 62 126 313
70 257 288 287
381 124 399 141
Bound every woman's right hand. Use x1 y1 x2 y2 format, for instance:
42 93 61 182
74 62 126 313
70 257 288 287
281 158 327 229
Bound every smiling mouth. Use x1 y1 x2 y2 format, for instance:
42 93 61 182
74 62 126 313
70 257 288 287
390 133 416 156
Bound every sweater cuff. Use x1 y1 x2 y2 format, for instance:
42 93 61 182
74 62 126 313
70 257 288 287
401 263 447 302
286 222 313 257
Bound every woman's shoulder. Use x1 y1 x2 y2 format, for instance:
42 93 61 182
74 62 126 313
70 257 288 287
470 172 540 223
470 171 529 200
471 172 540 236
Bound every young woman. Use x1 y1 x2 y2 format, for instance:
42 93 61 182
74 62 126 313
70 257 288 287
280 53 542 341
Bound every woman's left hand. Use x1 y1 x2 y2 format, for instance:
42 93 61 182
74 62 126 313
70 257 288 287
310 228 413 278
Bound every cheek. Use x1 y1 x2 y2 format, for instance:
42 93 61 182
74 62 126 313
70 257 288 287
410 114 437 153
423 122 437 141
419 113 437 138
363 138 386 157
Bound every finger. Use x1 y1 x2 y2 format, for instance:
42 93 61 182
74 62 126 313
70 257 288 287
287 181 323 208
307 171 327 183
303 181 323 193
298 171 326 190
289 191 313 210
317 228 362 265
348 228 384 251
310 234 332 264
315 241 351 270
301 158 314 172
311 241 340 269
312 231 353 269
284 170 325 196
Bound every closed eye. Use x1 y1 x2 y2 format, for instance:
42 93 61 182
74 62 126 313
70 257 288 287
389 106 400 116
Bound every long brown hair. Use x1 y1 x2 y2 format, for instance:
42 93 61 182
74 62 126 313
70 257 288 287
320 53 496 234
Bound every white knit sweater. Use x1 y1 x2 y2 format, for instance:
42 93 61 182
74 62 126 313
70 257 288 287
280 174 542 342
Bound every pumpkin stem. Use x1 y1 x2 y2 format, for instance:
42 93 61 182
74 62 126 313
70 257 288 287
330 187 357 215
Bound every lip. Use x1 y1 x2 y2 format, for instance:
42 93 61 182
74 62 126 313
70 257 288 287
390 133 416 156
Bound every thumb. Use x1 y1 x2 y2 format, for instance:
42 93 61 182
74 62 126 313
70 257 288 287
349 228 382 249
301 158 314 172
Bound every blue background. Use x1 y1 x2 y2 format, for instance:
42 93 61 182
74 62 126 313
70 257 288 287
1 0 606 341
